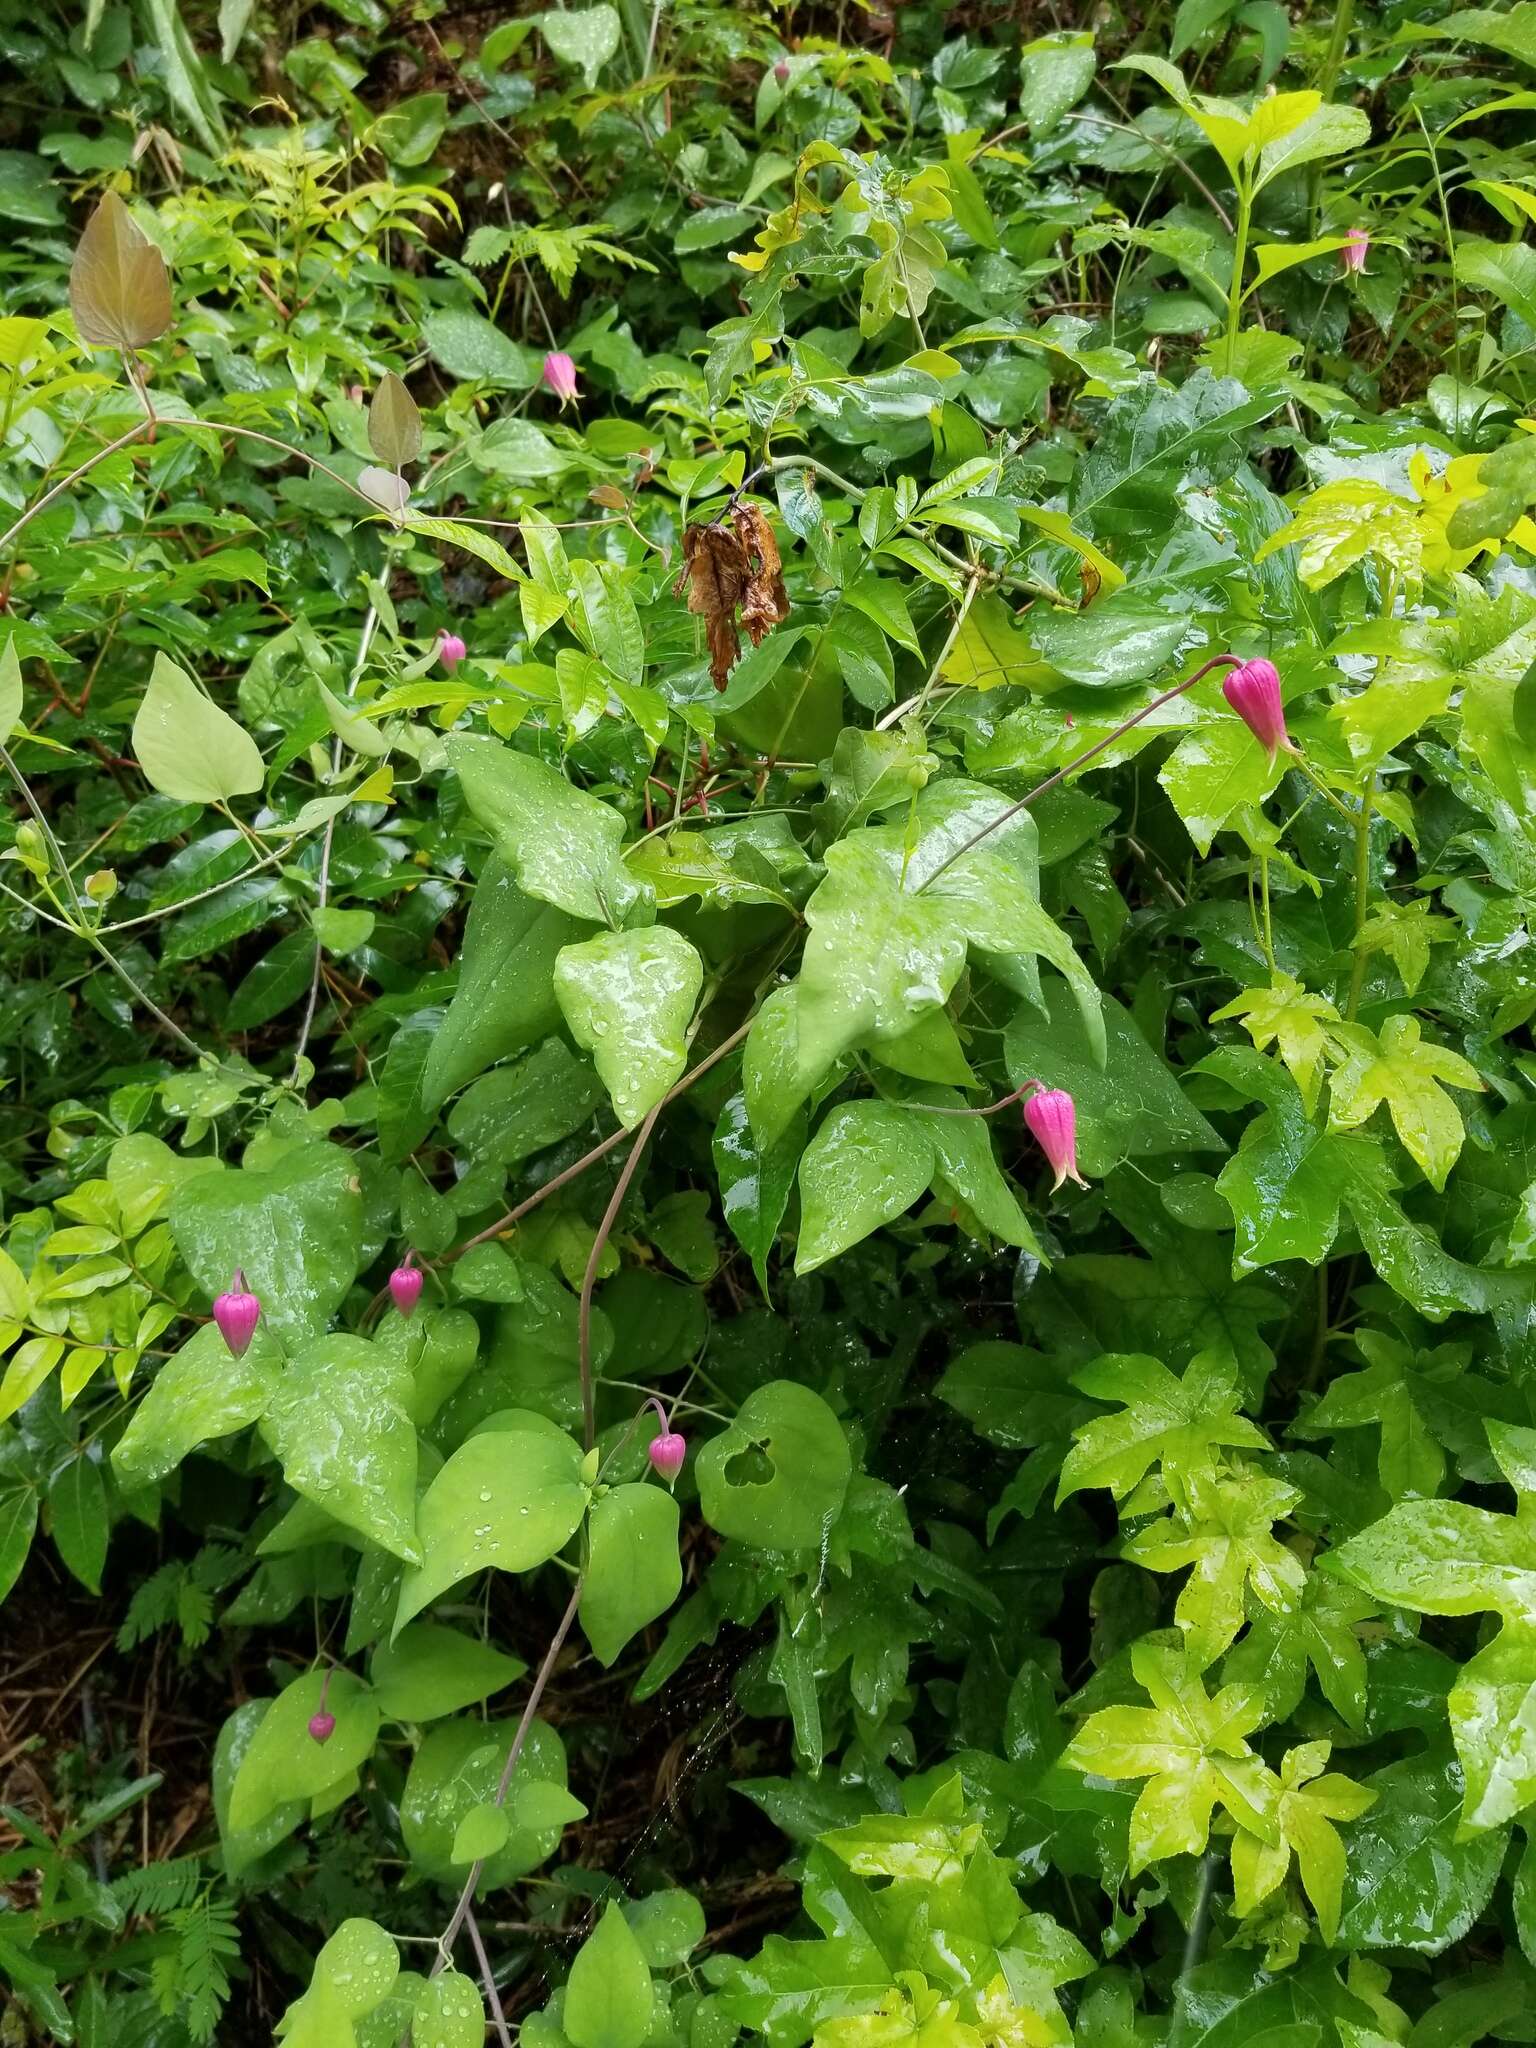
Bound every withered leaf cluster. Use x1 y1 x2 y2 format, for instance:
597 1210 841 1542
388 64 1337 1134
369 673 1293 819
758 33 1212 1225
673 503 791 691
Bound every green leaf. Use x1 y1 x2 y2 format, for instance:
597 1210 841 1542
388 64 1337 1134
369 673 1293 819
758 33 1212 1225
623 1891 707 1968
1335 1755 1507 1952
796 1101 935 1273
169 1141 364 1350
422 861 580 1111
112 1321 281 1489
0 1482 37 1608
0 634 23 738
46 1456 107 1594
1328 1015 1482 1191
401 1716 571 1887
395 1421 589 1631
132 653 264 806
937 1341 1098 1450
1005 981 1219 1176
370 1624 526 1722
1063 1640 1277 1872
712 1091 803 1294
421 308 543 387
447 1037 603 1169
1058 1350 1268 1506
228 1669 378 1832
537 4 622 89
580 1482 682 1666
696 1380 851 1551
410 1971 486 2048
554 926 703 1129
1159 721 1284 855
451 1800 511 1863
446 734 642 926
565 1903 654 2048
281 1917 401 2044
261 1336 421 1564
1018 30 1096 133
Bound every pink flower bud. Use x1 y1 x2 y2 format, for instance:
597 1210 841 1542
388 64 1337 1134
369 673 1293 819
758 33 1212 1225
389 1261 423 1318
773 59 790 82
649 1431 687 1483
1023 1089 1087 1193
1341 227 1369 275
438 630 466 673
542 351 579 404
212 1271 260 1358
308 1711 336 1744
1221 656 1294 761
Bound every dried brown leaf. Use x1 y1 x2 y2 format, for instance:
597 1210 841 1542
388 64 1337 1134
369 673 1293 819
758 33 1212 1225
734 503 791 649
674 523 748 690
69 192 173 352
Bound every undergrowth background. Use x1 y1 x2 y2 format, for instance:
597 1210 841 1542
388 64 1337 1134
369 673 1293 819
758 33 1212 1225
4 0 1536 2043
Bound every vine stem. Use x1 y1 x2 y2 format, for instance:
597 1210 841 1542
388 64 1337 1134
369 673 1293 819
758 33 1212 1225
916 654 1243 894
578 1101 663 1452
0 420 150 559
464 1906 515 2048
1345 772 1375 1021
427 1577 585 1984
0 741 209 1062
289 605 381 1085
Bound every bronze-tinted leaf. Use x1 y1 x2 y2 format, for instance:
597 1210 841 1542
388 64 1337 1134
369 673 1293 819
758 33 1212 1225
69 192 173 352
368 372 421 470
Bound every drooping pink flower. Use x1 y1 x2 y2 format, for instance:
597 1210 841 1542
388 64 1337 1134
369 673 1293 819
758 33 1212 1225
1023 1089 1087 1192
213 1271 261 1357
308 1711 336 1744
542 351 579 404
1341 227 1370 275
649 1431 687 1482
389 1260 423 1318
1222 656 1294 761
438 630 466 672
773 58 790 82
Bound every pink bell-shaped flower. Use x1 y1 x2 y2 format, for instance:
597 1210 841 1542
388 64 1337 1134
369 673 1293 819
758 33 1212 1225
1221 657 1294 761
1023 1088 1088 1192
1341 227 1370 275
438 630 466 673
389 1260 423 1319
649 1431 687 1483
308 1711 336 1744
213 1271 261 1358
542 351 579 404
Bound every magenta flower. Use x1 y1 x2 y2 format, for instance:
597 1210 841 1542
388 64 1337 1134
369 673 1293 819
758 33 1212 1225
213 1271 261 1358
542 351 579 404
649 1430 687 1483
773 58 790 82
389 1260 423 1319
1341 227 1370 275
1221 656 1294 761
438 630 466 673
308 1710 336 1744
1023 1088 1088 1192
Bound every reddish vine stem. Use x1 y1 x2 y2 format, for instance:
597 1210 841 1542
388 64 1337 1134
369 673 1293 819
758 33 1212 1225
426 1576 585 1986
578 1101 663 1452
464 1905 515 2048
917 653 1243 893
